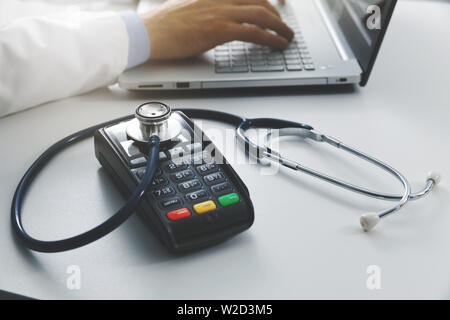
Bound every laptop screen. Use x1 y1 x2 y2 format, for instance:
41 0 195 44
323 0 397 86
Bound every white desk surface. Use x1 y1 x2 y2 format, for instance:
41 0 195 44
1 0 450 299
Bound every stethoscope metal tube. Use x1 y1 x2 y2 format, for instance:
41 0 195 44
260 127 440 231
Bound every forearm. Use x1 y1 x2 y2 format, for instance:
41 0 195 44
0 0 292 117
0 11 129 117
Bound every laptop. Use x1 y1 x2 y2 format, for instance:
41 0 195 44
119 0 397 90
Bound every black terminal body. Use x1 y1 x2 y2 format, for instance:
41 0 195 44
94 111 254 252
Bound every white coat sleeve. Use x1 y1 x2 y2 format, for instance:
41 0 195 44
0 11 129 117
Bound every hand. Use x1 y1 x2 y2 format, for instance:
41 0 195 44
139 0 293 60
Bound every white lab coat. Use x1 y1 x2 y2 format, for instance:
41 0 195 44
0 10 129 117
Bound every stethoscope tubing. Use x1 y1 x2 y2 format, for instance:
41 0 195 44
10 108 439 252
11 115 160 253
260 127 437 222
179 109 438 221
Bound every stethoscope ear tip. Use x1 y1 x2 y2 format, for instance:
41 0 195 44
427 171 442 186
360 212 380 232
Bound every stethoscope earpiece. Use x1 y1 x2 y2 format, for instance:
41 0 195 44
360 213 380 232
427 171 442 186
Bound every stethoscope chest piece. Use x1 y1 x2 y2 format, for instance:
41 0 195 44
126 102 182 144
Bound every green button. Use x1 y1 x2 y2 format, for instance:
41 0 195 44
218 193 240 207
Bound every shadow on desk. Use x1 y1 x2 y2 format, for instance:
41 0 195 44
110 84 358 101
0 290 33 300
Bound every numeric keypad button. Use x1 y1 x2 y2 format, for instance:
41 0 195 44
165 161 188 172
186 190 209 202
196 163 217 175
170 169 194 182
178 179 202 192
211 182 232 194
151 176 167 187
152 186 175 198
160 197 182 208
203 172 225 185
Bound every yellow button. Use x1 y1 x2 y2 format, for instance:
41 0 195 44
193 200 216 214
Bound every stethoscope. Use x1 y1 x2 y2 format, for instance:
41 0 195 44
11 103 441 253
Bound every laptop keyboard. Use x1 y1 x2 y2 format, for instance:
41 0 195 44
214 10 315 73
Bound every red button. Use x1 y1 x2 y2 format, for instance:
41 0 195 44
167 208 191 221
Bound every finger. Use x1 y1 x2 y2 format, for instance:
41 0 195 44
278 0 285 4
226 0 280 17
226 5 294 40
227 23 289 49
